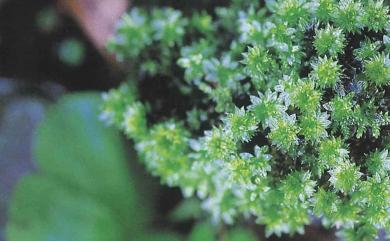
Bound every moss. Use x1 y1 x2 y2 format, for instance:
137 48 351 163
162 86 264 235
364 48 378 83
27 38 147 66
103 1 390 239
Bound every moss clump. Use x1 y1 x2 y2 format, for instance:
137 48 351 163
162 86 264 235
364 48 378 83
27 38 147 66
102 1 390 240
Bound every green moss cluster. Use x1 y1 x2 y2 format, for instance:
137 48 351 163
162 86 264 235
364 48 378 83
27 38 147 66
102 1 390 239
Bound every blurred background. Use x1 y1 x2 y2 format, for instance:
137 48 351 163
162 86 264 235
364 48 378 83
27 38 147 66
0 1 387 241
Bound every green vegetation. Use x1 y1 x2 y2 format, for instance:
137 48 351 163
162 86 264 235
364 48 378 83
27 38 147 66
6 93 256 241
100 0 390 240
58 38 86 66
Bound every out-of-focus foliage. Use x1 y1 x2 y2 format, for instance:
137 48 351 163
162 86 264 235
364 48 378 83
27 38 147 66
188 223 216 241
103 0 390 240
187 223 257 241
6 93 257 241
169 198 203 222
6 93 150 241
36 7 60 33
35 93 150 233
7 176 124 241
58 38 86 66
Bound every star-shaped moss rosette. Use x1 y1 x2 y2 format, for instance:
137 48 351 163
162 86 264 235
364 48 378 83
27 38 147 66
102 1 390 240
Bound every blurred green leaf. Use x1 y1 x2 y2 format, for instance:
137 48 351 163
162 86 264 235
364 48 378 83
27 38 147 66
7 93 151 241
34 93 150 232
58 39 85 66
136 232 182 241
187 223 259 241
228 227 258 241
170 198 202 222
187 223 216 241
36 7 60 33
7 176 123 241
